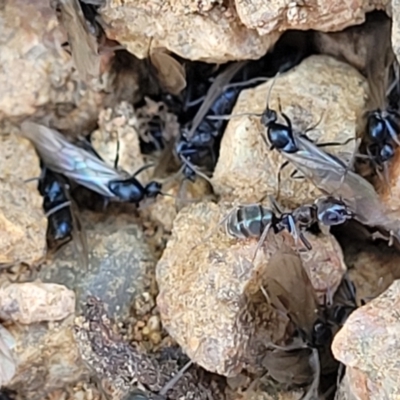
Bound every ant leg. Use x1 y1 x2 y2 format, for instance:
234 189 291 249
114 133 120 169
304 110 326 137
102 197 109 212
317 136 356 148
251 221 272 264
277 95 283 114
268 195 284 215
180 155 214 185
159 360 193 396
386 121 400 147
299 232 312 251
290 169 305 180
132 163 156 177
276 161 289 200
281 112 293 131
44 201 71 218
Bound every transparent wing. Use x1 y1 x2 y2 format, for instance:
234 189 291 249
150 49 187 96
59 0 100 82
186 61 248 139
365 16 394 109
264 249 319 337
20 122 123 198
0 325 16 386
282 135 400 235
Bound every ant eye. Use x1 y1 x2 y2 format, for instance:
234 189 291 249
322 211 341 225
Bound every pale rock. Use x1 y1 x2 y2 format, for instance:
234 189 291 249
101 0 279 63
0 0 106 134
0 0 72 119
0 126 47 265
235 0 388 35
332 280 400 399
212 55 368 206
156 201 346 376
5 318 89 396
0 282 75 324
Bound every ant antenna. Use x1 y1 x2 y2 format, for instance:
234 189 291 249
265 71 281 112
206 112 263 121
132 163 156 177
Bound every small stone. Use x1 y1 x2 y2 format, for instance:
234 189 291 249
147 315 161 333
0 281 75 324
149 331 162 345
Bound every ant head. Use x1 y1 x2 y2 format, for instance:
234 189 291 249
316 197 353 226
380 142 395 162
367 112 387 142
261 108 277 127
311 319 332 347
292 205 317 228
145 181 162 198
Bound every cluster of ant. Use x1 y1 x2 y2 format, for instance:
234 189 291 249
15 2 400 399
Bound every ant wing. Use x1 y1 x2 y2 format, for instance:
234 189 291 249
58 0 100 83
186 61 248 140
262 346 315 387
282 135 400 237
364 16 394 110
264 249 319 339
19 122 123 198
0 325 16 386
150 49 187 96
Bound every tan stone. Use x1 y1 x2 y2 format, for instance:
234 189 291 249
212 55 368 206
156 201 346 376
101 0 279 63
235 0 388 36
0 282 75 324
332 280 400 399
0 128 47 265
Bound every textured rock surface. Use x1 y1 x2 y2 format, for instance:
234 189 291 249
0 0 106 136
0 127 47 265
0 0 74 119
38 212 156 321
101 0 279 62
392 0 400 66
156 201 346 376
235 0 388 36
212 55 368 206
332 280 400 399
0 282 75 324
5 317 89 396
90 102 149 178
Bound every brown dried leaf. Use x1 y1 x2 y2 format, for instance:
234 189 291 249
150 50 186 96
